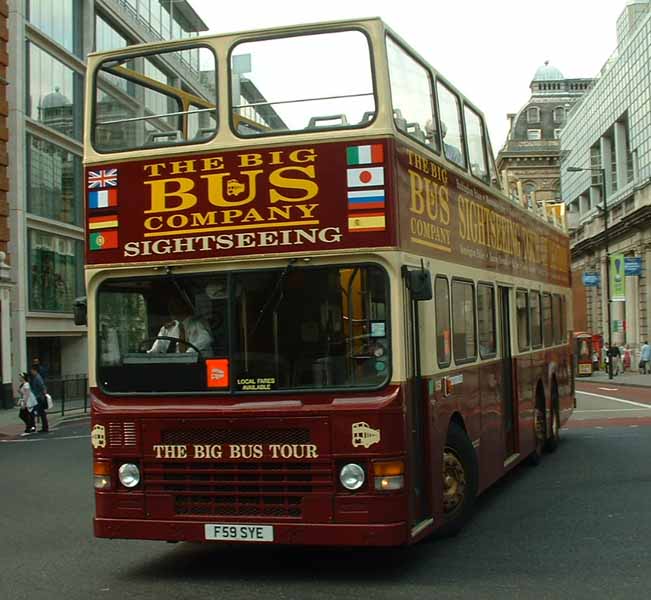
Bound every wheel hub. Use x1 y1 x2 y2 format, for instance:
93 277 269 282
443 449 466 513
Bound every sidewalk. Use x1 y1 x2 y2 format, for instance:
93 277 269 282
0 405 89 439
577 368 651 388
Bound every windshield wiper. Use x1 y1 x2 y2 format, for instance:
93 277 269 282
249 258 297 338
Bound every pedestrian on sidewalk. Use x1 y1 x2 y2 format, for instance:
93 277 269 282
611 344 622 376
29 365 49 433
16 372 37 435
640 341 651 374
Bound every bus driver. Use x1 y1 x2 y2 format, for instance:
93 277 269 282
148 295 214 355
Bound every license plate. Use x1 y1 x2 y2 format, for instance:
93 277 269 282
204 523 274 542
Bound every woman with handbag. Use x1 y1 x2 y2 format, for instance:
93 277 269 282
16 372 37 435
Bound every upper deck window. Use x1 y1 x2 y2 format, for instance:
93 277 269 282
386 36 439 153
230 30 375 137
92 45 217 153
463 105 489 183
436 81 466 169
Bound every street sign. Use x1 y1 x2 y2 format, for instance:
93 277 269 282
583 272 600 286
625 256 642 276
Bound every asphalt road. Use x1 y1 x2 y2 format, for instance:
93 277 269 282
1 396 650 600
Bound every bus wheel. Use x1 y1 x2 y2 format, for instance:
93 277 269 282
437 423 478 537
529 397 546 466
545 385 561 453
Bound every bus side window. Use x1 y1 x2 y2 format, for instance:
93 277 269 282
542 292 553 346
386 36 439 153
516 289 530 351
452 279 476 362
530 291 542 348
434 276 451 367
436 80 466 169
477 283 496 358
464 104 489 183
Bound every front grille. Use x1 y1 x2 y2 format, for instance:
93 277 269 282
161 428 310 445
108 421 137 448
143 460 333 518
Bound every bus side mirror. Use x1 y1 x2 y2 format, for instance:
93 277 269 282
405 268 433 301
74 297 87 326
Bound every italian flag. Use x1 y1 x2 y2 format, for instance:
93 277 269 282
347 144 384 165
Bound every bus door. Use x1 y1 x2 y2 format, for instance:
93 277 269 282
499 286 517 458
402 267 433 528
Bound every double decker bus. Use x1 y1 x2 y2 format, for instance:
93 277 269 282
84 18 574 546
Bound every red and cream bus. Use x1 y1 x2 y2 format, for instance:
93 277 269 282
84 18 574 546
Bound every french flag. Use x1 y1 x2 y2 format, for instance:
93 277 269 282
88 189 118 209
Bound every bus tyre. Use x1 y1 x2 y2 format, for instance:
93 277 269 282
545 386 561 453
529 400 546 466
437 423 478 538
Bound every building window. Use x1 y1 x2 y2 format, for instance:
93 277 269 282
28 230 82 313
526 106 540 123
96 14 130 51
27 42 82 140
553 129 562 139
28 0 80 55
524 182 536 208
27 135 82 225
527 129 542 140
553 106 565 123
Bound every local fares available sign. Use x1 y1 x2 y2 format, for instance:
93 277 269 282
84 142 394 264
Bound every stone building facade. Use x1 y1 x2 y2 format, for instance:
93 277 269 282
496 63 593 216
561 0 651 359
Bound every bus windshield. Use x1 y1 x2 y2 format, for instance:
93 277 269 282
96 264 390 394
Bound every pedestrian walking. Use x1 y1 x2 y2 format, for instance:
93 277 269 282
16 372 37 435
610 344 621 376
29 365 49 433
640 341 651 374
31 357 48 381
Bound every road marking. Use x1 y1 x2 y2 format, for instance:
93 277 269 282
0 434 90 444
597 387 619 392
575 408 646 413
577 390 651 409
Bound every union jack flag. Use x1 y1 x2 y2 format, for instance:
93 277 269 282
87 168 118 189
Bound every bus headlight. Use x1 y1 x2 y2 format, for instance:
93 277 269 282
339 463 365 490
118 463 141 488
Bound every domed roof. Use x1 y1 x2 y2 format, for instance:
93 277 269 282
532 61 564 82
40 87 70 109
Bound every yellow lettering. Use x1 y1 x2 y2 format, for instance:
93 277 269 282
170 160 196 174
144 178 197 213
143 162 167 177
268 166 318 203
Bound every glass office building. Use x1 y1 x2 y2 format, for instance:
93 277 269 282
561 1 651 356
7 0 208 382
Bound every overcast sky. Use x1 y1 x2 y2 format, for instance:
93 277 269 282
190 0 627 151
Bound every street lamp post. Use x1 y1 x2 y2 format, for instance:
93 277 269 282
567 165 613 379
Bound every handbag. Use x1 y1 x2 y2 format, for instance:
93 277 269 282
46 393 54 410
